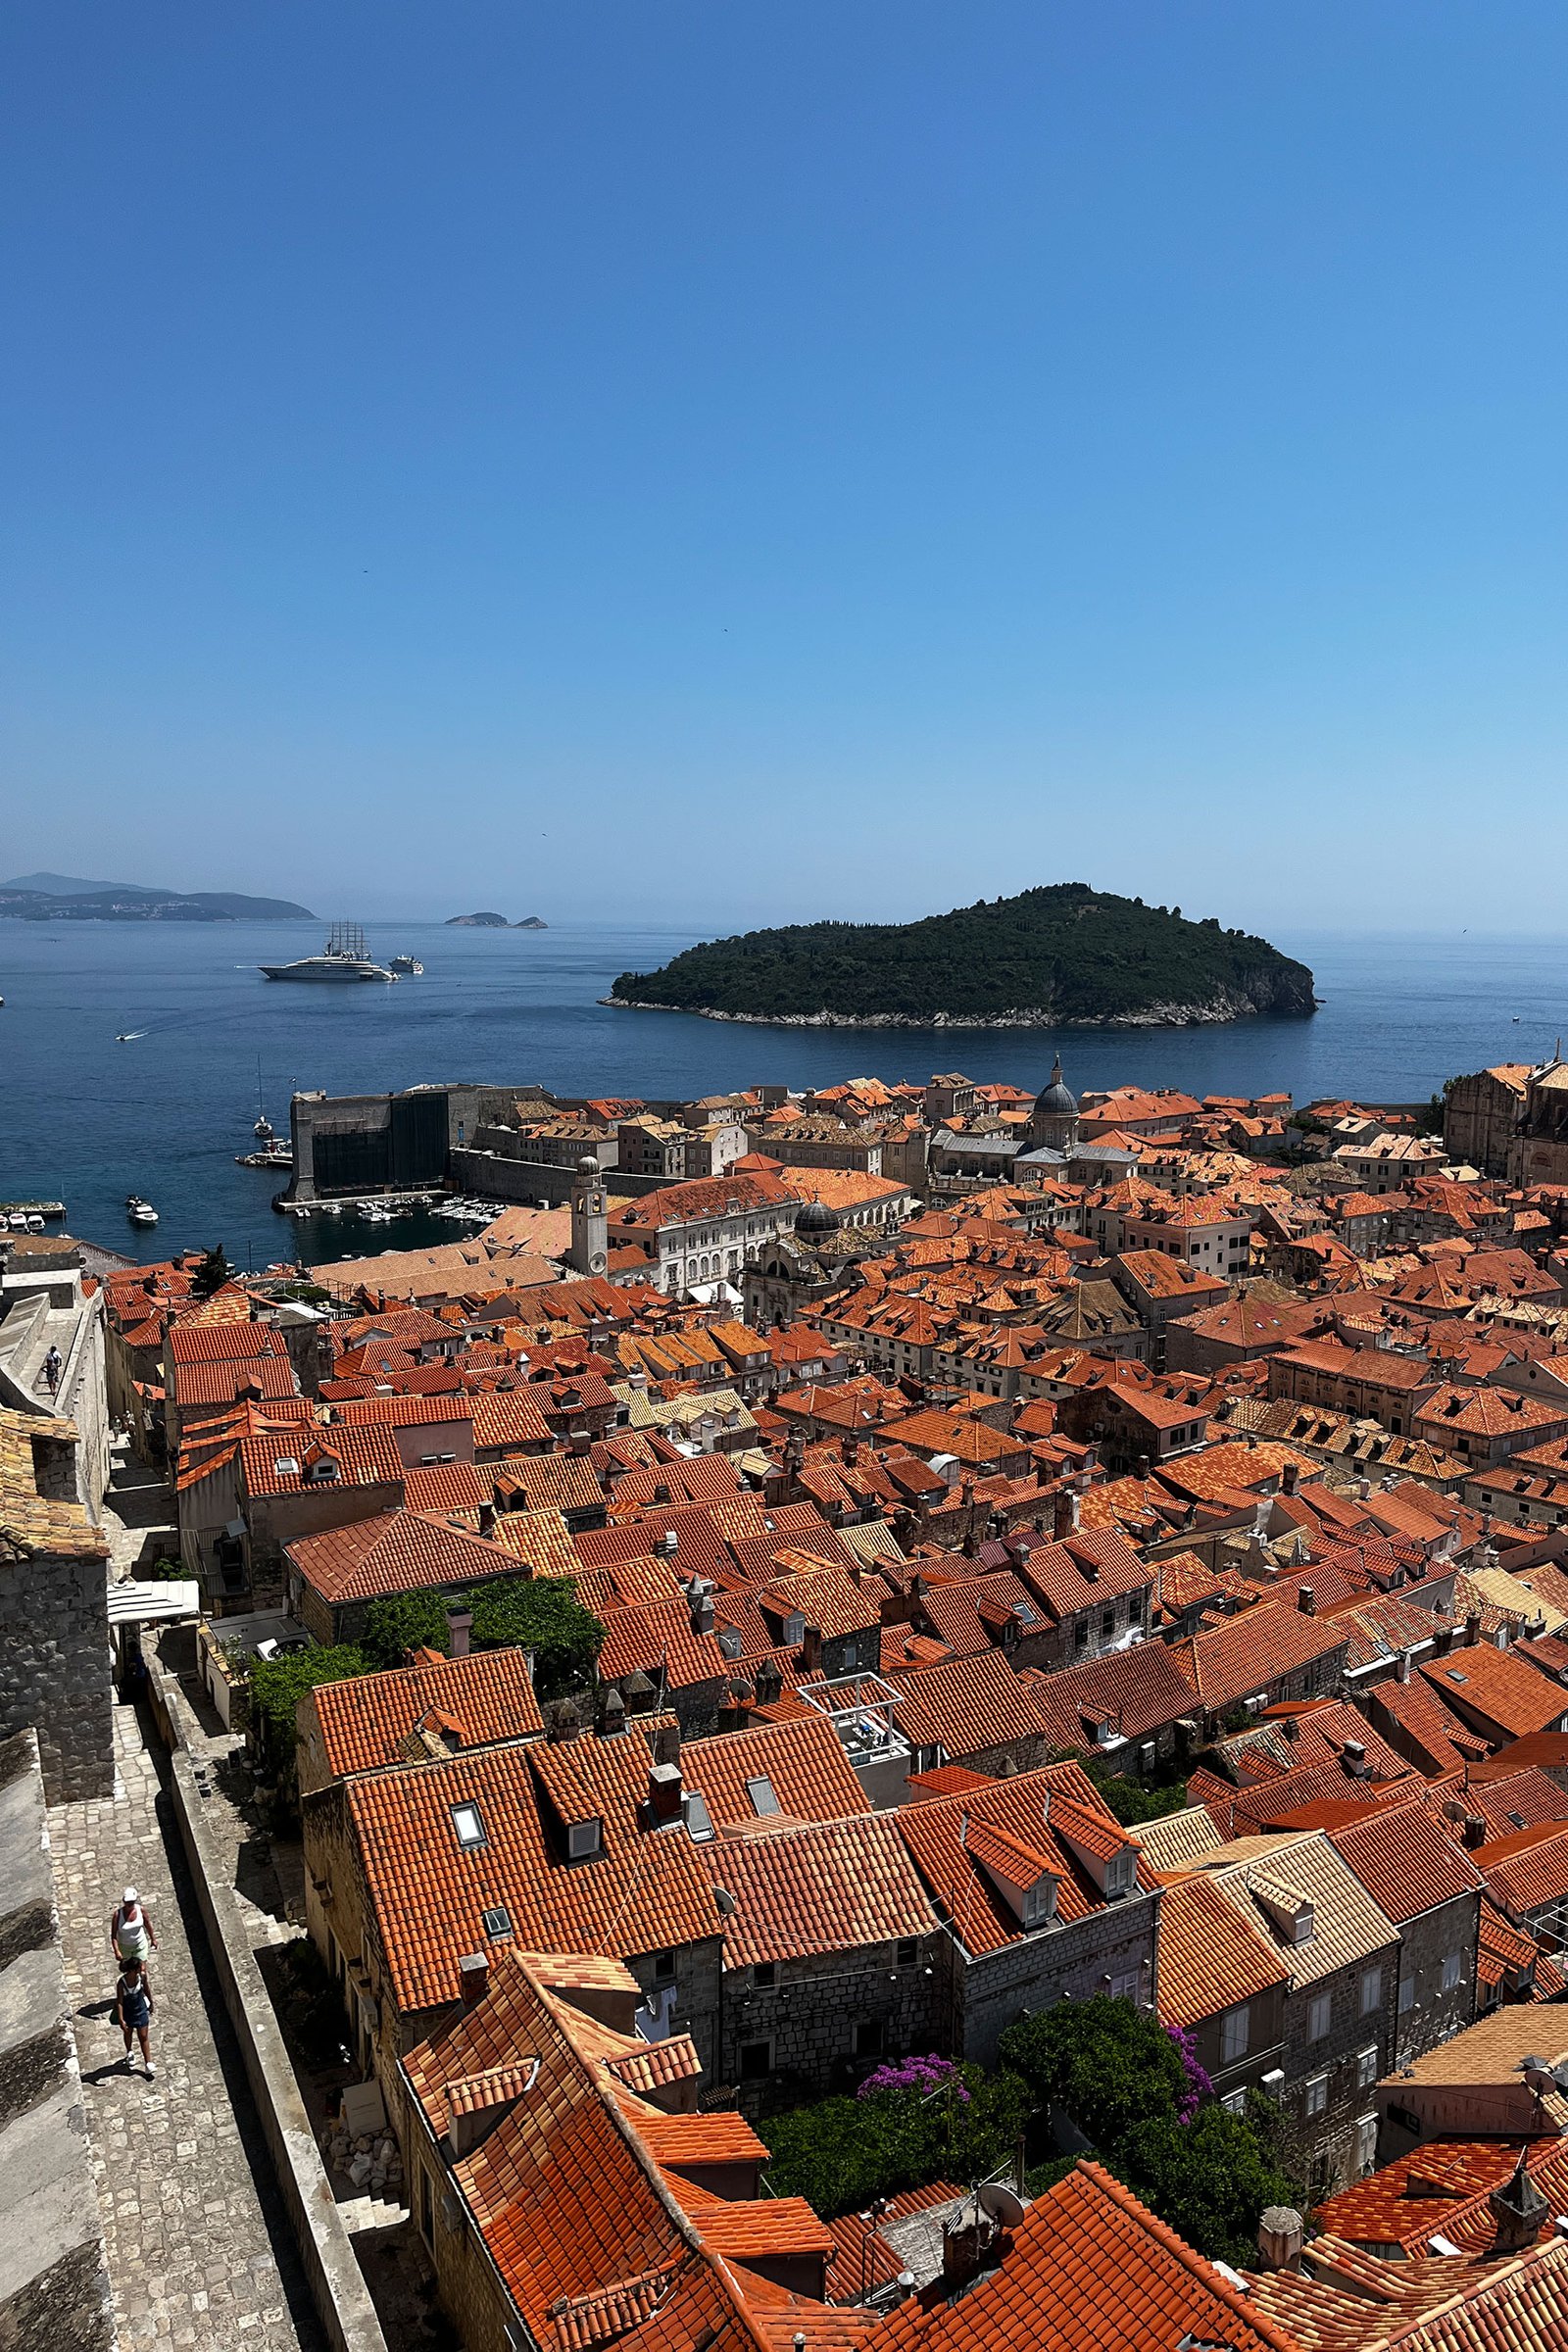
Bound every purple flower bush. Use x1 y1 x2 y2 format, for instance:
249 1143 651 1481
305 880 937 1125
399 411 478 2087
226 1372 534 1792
856 2053 970 2104
1164 2024 1214 2124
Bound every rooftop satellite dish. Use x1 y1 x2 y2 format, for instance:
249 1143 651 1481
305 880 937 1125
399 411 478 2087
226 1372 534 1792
977 2182 1027 2229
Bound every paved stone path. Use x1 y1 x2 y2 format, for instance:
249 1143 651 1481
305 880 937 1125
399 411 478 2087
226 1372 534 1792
102 1440 178 1580
49 1704 325 2350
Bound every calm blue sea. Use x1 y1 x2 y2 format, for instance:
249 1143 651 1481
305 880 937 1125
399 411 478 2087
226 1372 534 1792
1 918 1563 1270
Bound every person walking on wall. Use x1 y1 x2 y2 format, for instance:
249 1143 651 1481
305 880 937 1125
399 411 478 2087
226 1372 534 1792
42 1344 61 1396
115 1956 156 2077
110 1885 158 1965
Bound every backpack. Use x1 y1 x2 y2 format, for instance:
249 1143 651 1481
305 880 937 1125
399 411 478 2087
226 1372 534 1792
115 1905 150 1961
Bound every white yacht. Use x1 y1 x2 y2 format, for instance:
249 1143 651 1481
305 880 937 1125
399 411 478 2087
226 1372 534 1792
390 954 423 976
125 1197 159 1227
260 923 395 983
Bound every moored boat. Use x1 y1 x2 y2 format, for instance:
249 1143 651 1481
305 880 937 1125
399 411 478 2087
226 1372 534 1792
260 922 394 982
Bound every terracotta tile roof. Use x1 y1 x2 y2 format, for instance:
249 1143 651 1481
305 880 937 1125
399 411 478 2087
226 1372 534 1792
1155 1873 1290 2029
349 1747 722 2012
1389 2240 1568 2352
1476 1821 1568 1922
611 1172 795 1231
1009 1528 1152 1623
1419 1642 1568 1740
1314 2137 1568 2267
488 1507 581 1580
596 1596 730 1693
665 2183 835 2264
309 1647 544 1777
1127 1805 1225 1874
239 1423 405 1498
469 1388 557 1452
1367 1676 1493 1774
398 1949 858 2352
889 1648 1048 1760
1166 1605 1349 1715
874 2160 1298 2352
166 1316 263 1363
1026 1642 1200 1752
703 1812 935 1969
1166 1831 1400 1987
682 1715 870 1832
753 1561 880 1642
631 2112 768 2171
287 1508 526 1607
895 1763 1144 1957
1325 1800 1485 1923
0 1405 109 1562
603 2035 703 2094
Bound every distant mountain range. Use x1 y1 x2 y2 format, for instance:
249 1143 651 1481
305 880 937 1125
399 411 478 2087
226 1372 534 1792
0 873 315 922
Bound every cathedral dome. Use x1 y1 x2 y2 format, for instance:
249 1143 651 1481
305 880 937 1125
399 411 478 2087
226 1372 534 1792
794 1198 843 1236
1036 1056 1078 1115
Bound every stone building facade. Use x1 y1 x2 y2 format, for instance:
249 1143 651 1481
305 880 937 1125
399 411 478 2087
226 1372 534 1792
0 1408 114 1803
941 1886 1162 2070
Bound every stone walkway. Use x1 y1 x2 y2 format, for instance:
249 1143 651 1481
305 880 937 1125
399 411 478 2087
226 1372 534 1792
102 1441 178 1580
48 1705 325 2350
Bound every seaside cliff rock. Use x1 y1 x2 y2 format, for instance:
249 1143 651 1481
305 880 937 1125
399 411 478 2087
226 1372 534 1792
608 883 1316 1030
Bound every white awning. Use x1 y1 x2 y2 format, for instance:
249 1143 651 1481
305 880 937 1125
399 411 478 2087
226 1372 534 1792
107 1579 201 1625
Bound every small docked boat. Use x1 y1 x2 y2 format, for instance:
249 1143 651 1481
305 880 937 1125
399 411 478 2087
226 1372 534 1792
389 955 423 976
125 1196 160 1227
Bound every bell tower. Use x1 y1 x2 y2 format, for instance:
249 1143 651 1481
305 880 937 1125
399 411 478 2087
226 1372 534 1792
569 1154 609 1278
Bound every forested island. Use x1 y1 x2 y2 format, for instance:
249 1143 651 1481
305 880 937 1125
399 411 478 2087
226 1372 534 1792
609 884 1316 1029
0 873 313 921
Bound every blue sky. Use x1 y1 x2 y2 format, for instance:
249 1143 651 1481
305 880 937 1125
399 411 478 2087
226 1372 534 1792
3 3 1565 929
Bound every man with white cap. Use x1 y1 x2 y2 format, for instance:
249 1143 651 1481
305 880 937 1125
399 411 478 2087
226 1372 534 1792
109 1886 158 1965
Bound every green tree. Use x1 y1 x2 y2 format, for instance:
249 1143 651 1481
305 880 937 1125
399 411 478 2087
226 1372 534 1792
1092 1773 1190 1827
763 2062 1028 2217
359 1575 602 1697
1111 2102 1298 2265
999 1998 1297 2264
1000 1995 1188 2151
248 1644 369 1765
190 1244 233 1298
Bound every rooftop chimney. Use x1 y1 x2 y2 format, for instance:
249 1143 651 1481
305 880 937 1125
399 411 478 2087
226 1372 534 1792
447 1605 473 1660
1255 2207 1304 2273
1462 1813 1488 1849
1298 1587 1315 1617
458 1951 489 2009
1282 1462 1299 1496
1465 1610 1482 1647
647 1760 683 1826
477 1500 497 1537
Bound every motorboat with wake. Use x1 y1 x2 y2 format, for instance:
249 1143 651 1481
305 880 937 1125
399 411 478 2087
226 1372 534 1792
260 922 395 982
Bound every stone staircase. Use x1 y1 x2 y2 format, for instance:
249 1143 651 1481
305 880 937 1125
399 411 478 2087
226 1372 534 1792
336 2190 413 2238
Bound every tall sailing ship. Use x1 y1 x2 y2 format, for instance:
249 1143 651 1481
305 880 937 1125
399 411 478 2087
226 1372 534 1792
259 922 394 983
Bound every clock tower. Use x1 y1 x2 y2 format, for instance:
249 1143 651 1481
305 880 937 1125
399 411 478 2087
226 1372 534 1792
569 1154 609 1279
